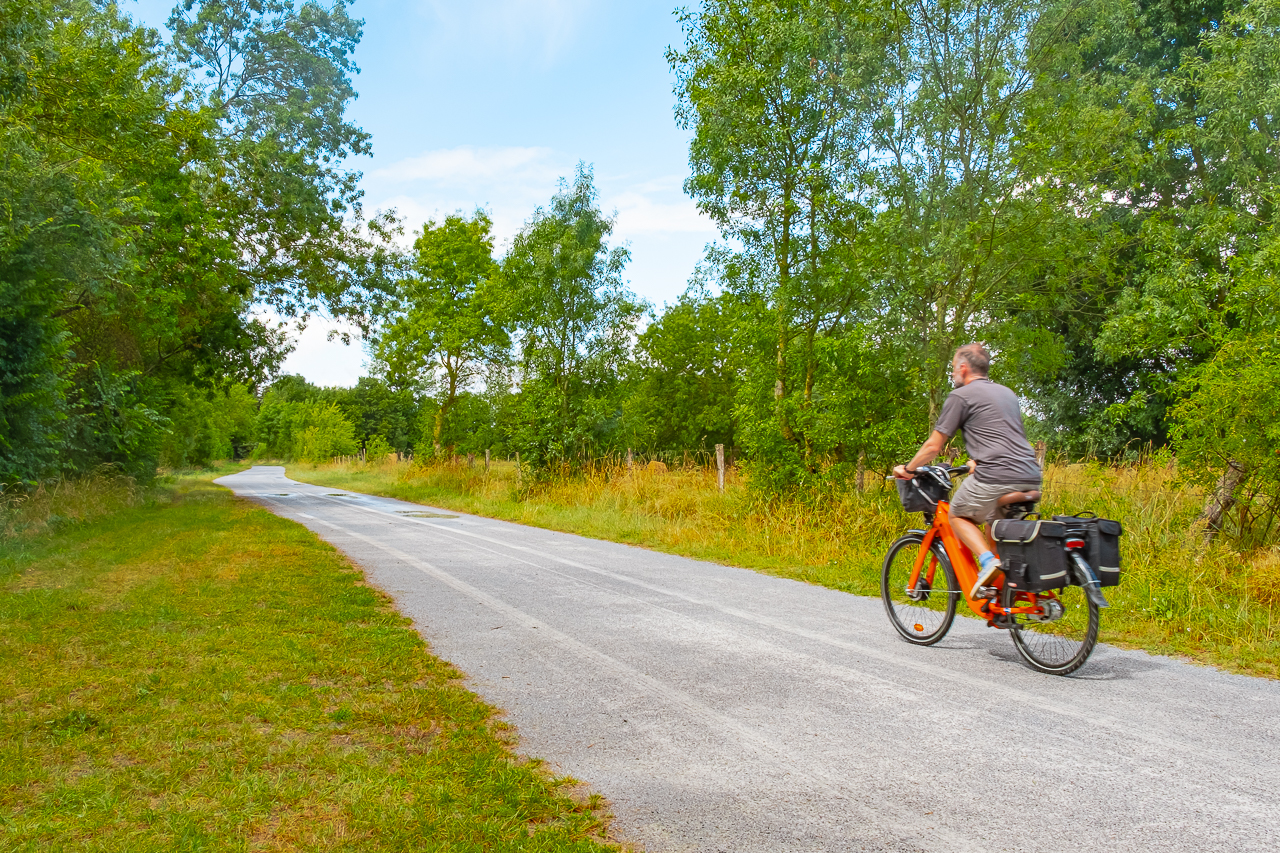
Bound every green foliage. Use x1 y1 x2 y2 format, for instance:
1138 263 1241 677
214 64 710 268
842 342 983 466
1170 334 1280 541
667 0 1096 486
256 374 418 462
0 0 389 486
501 165 643 468
623 285 746 452
160 384 258 468
62 369 170 484
323 376 418 454
374 210 507 454
291 401 358 462
361 432 393 461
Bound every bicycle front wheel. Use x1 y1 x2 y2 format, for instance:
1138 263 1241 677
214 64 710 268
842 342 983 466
881 533 958 645
1009 580 1100 676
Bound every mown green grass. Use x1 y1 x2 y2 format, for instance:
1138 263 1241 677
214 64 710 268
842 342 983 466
0 471 613 852
291 458 1280 679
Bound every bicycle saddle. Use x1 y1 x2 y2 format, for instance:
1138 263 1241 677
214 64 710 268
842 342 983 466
997 489 1041 506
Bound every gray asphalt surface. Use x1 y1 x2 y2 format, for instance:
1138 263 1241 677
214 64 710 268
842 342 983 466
216 466 1280 852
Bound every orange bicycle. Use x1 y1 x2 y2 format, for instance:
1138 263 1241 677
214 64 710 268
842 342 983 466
880 465 1101 675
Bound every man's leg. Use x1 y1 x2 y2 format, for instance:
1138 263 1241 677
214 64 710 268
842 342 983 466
949 478 1009 596
950 514 990 560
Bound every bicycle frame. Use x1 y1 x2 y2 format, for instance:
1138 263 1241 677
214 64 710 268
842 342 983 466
910 496 1054 623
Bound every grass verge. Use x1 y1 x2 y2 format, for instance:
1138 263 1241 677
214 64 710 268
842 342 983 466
288 457 1280 679
0 470 613 852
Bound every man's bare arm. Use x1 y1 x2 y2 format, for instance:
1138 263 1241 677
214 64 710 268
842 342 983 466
893 430 950 479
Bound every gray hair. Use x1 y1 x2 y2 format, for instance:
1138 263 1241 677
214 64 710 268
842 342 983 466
955 342 991 375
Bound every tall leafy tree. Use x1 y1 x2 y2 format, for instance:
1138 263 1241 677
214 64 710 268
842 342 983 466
670 0 1080 485
0 0 391 484
623 284 746 453
862 0 1100 415
1 0 184 482
373 211 507 453
501 165 642 468
669 0 885 460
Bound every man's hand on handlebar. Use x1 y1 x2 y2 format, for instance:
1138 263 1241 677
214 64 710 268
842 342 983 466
892 461 974 480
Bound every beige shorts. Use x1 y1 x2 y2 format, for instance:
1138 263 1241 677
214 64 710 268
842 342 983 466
950 477 1041 525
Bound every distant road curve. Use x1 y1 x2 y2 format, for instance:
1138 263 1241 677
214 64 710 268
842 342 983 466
217 466 1280 853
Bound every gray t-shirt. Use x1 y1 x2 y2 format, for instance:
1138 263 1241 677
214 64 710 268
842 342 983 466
934 379 1041 485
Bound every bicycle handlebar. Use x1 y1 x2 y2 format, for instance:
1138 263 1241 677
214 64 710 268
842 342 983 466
885 464 971 480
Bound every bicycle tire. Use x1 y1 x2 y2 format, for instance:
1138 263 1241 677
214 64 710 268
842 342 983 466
1008 559 1100 675
881 533 958 646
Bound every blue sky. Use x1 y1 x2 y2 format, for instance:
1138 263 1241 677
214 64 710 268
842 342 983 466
127 0 718 386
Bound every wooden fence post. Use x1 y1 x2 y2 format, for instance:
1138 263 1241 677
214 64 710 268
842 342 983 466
627 448 633 470
856 450 866 493
1034 440 1047 468
485 448 490 472
515 452 521 487
715 444 725 492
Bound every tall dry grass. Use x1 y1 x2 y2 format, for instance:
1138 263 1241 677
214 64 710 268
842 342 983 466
290 455 1279 677
1 471 140 539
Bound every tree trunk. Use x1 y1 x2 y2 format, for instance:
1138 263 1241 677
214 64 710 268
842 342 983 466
1200 459 1248 538
433 364 461 456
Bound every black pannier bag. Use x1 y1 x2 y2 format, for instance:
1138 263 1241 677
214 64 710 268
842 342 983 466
991 519 1070 592
1053 513 1123 587
897 473 947 513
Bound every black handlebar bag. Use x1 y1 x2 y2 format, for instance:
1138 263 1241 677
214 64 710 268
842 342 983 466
1053 513 1123 586
991 519 1070 592
896 476 947 513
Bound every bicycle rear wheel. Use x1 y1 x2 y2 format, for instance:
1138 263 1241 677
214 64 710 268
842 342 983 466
1009 581 1100 675
881 533 958 645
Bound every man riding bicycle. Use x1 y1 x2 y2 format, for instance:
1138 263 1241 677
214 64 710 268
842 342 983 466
893 343 1042 598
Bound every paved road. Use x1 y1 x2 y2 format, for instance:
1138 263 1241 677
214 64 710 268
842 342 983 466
217 467 1280 853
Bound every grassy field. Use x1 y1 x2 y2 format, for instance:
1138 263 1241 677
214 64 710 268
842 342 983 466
288 456 1280 679
0 469 613 852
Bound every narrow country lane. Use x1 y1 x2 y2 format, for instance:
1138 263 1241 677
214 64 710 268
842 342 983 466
216 466 1280 853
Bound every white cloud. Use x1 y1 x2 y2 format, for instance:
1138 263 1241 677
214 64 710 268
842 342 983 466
417 0 597 66
612 190 712 237
373 145 558 185
366 145 573 247
368 145 716 246
275 314 370 388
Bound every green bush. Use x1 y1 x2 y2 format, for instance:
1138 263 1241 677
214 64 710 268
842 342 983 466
1170 334 1280 543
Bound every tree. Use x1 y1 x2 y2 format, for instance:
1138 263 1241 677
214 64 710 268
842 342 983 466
1170 335 1280 542
670 0 1085 486
669 0 884 461
373 211 507 453
623 284 747 453
167 0 397 331
323 377 419 455
0 0 390 485
501 165 643 467
1 0 182 483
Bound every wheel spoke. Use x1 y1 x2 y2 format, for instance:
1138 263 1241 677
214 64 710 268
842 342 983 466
881 534 957 646
1009 585 1099 675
